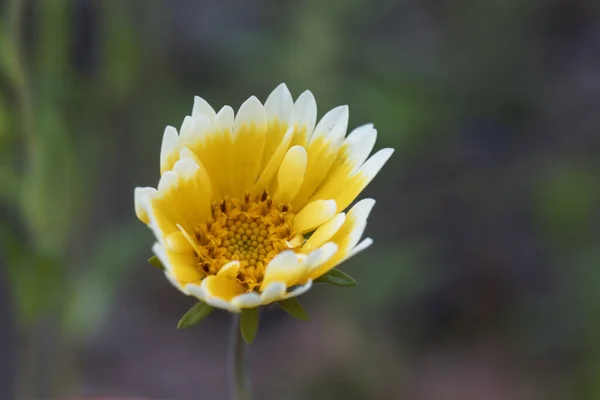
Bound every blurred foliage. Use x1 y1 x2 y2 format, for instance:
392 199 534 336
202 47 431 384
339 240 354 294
0 0 599 399
0 1 148 398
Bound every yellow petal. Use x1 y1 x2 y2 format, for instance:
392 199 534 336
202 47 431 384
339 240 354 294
217 261 241 279
251 127 294 196
201 275 247 302
292 199 337 234
165 231 192 253
153 243 201 284
273 145 307 204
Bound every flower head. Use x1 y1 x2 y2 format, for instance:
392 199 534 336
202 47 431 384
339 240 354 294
135 84 393 312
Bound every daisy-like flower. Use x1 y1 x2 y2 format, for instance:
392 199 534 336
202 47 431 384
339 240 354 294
134 84 393 313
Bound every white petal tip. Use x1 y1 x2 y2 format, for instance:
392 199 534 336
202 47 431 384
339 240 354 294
232 292 262 308
260 282 286 303
157 171 178 193
160 126 180 166
173 157 200 179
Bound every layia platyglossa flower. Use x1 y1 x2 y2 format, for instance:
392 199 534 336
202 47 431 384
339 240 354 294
134 84 393 312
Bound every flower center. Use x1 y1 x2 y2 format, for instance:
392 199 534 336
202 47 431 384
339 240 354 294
192 192 302 291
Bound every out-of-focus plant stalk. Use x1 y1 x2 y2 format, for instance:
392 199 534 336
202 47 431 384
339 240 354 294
230 314 251 400
5 1 37 399
6 0 36 159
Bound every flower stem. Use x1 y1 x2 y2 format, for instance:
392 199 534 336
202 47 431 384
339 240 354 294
229 313 251 400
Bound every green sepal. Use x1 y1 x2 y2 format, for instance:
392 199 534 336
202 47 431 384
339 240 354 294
177 301 214 329
277 298 309 321
148 255 164 270
315 269 357 287
240 308 260 344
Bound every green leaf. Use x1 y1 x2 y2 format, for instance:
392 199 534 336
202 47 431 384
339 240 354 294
277 298 309 321
315 269 357 287
148 255 164 270
177 302 213 329
240 308 259 344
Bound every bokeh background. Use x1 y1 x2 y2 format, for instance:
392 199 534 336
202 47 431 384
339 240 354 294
1 0 600 399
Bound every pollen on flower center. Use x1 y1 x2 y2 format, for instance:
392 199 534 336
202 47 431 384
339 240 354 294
191 192 303 291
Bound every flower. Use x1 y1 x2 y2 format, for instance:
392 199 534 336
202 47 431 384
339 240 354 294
134 84 393 312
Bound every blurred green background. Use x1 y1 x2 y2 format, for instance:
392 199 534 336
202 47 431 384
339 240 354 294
1 0 600 399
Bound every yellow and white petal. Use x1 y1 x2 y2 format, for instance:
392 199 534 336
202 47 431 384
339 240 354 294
301 213 346 252
177 149 214 199
310 105 349 145
281 279 313 300
273 145 307 204
214 105 235 131
291 106 349 208
251 127 294 195
337 237 373 265
308 124 377 203
308 199 375 279
232 96 268 196
153 242 201 285
160 126 180 174
184 283 206 301
265 83 294 123
261 250 308 290
292 199 337 234
164 270 187 294
152 242 172 273
134 187 157 224
179 115 211 145
290 90 317 145
192 96 217 121
217 260 241 279
305 242 339 273
344 124 377 172
157 170 178 193
340 198 375 249
183 107 233 199
231 292 263 309
200 275 248 312
148 158 213 239
185 282 238 313
145 171 179 239
260 282 287 304
171 157 213 225
261 83 293 171
333 148 394 212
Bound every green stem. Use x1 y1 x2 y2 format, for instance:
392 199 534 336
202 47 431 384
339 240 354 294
229 313 251 400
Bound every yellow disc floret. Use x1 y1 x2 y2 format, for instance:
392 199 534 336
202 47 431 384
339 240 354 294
192 192 302 291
